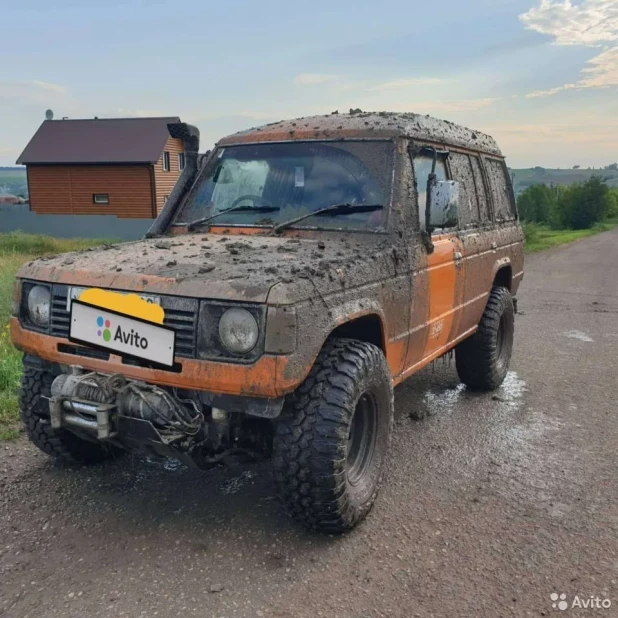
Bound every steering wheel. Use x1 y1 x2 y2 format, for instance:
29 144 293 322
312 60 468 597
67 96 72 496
230 194 273 208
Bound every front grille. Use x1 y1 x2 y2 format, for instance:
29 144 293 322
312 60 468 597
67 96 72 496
50 285 198 359
57 343 110 361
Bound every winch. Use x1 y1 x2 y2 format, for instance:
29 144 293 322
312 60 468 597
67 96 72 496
49 372 203 441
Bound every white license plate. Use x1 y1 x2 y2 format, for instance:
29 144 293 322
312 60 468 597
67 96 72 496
66 287 161 311
69 301 176 367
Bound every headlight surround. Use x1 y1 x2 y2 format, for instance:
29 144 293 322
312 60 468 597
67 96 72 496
197 302 265 362
218 308 259 354
20 282 51 331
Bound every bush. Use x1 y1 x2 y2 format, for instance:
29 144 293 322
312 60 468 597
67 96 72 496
556 176 612 229
517 176 615 230
607 188 618 219
521 221 540 245
517 184 557 225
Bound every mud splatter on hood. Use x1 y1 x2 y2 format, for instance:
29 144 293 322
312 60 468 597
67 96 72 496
17 232 399 305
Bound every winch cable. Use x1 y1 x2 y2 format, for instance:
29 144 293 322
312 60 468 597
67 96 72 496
64 372 203 435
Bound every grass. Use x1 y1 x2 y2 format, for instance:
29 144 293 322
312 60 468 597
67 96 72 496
0 232 109 439
523 219 618 253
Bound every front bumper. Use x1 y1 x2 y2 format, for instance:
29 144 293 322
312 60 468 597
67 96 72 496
11 317 294 401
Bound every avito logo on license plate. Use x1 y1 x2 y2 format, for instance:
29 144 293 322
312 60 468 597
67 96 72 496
69 300 176 367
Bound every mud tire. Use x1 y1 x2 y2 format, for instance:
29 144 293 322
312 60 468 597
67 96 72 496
455 286 514 391
273 338 393 533
19 366 115 464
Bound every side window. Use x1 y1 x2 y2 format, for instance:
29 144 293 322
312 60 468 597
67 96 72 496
448 152 479 228
485 158 515 222
412 153 447 231
469 155 490 224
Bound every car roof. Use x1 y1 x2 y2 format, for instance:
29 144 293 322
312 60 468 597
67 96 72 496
218 112 502 157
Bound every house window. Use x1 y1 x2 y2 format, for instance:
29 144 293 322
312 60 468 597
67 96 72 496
178 152 186 171
162 151 171 172
93 193 109 204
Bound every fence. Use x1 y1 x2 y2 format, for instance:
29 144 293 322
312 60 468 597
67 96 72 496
0 204 153 240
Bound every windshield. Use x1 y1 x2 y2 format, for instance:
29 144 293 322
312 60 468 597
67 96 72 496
175 140 393 231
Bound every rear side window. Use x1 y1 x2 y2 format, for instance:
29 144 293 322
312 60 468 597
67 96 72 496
469 156 490 224
412 153 447 231
485 158 515 222
448 152 479 228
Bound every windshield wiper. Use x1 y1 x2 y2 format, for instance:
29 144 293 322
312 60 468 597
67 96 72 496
182 204 280 231
272 203 383 234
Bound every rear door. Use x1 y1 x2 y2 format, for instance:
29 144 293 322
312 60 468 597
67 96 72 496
448 151 493 337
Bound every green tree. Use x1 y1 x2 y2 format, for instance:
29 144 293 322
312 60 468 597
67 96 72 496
557 176 612 229
516 184 557 224
606 188 618 219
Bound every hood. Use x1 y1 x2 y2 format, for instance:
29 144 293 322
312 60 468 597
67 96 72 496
17 232 398 304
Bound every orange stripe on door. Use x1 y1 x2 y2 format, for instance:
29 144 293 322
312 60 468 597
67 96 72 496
422 236 461 358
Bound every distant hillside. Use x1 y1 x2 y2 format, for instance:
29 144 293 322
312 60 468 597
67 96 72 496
509 167 618 197
0 167 27 198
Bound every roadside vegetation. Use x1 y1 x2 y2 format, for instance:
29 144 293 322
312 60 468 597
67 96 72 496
518 177 618 252
0 233 108 439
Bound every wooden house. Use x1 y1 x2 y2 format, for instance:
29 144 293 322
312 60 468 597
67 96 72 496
16 117 186 218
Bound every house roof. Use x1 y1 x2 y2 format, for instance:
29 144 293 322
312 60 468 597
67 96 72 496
16 117 181 165
219 112 502 156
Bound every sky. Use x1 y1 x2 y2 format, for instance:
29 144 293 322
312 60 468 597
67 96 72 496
1 0 617 168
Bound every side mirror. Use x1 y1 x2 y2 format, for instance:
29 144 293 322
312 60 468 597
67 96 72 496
426 177 459 230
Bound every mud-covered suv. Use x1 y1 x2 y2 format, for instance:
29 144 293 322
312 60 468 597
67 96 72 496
11 113 523 532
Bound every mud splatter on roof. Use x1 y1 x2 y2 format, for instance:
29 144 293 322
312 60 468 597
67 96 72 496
218 112 502 157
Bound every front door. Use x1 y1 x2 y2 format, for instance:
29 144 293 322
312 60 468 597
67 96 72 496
403 148 465 378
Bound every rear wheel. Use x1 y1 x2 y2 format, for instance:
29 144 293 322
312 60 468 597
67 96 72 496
19 364 115 464
273 338 393 533
456 286 514 390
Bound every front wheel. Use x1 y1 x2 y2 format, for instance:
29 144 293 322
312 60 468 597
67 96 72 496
19 365 116 464
455 286 515 390
273 338 394 533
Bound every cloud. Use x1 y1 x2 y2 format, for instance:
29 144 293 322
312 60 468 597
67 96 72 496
293 73 339 85
371 97 499 113
526 44 618 96
102 107 172 118
0 80 71 106
520 0 618 46
30 81 67 95
521 0 618 97
0 146 20 157
484 118 618 147
375 77 444 90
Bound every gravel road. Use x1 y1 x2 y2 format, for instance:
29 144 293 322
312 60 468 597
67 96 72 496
1 229 617 618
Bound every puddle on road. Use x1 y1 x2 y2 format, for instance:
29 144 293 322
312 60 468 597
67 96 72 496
144 455 187 472
500 371 527 405
563 330 594 343
424 383 466 415
218 470 257 495
422 371 527 416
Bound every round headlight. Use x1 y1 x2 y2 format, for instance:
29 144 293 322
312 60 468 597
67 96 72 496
218 308 259 354
27 285 51 327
